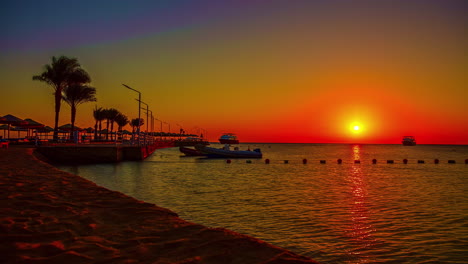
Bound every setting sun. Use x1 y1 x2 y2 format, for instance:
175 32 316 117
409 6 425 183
350 122 363 134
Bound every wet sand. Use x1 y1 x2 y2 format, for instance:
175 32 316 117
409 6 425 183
0 147 318 263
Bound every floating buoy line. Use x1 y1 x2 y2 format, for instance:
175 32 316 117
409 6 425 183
225 159 468 164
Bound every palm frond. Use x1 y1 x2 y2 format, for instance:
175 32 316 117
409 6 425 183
63 84 97 107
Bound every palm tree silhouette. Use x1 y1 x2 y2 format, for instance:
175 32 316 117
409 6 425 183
62 84 97 140
115 113 129 140
93 106 105 141
115 113 129 132
102 108 119 140
131 118 144 141
33 56 90 141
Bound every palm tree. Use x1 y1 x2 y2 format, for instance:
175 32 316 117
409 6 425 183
101 109 110 140
62 85 97 140
115 113 129 132
93 106 105 140
131 118 144 141
33 56 91 140
102 108 119 140
115 113 129 141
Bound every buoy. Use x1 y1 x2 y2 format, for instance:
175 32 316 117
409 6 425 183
354 160 360 164
434 159 439 164
448 160 456 164
226 159 231 164
320 160 326 164
417 160 425 164
403 159 408 164
265 159 270 164
387 160 394 164
337 159 342 164
303 158 307 164
284 160 289 164
372 159 377 164
246 160 252 163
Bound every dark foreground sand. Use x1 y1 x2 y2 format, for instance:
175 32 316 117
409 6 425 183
0 147 318 264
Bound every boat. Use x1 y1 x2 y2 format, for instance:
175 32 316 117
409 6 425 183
195 144 262 158
179 146 206 156
402 136 416 146
175 137 210 147
218 133 239 144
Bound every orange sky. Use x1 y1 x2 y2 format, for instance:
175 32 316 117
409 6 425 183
1 1 467 144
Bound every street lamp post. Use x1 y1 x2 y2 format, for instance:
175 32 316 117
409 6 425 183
164 122 171 139
136 99 149 145
143 109 153 144
136 99 149 134
155 118 163 140
123 84 141 145
176 123 183 139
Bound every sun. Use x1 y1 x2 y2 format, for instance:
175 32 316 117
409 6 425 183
350 122 363 134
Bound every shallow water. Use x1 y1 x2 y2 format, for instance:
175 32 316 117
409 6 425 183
58 144 468 263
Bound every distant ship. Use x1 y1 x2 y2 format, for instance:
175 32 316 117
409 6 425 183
218 133 239 144
402 136 416 146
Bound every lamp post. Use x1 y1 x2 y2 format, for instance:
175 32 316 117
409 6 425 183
164 122 170 137
176 123 183 139
136 99 149 144
155 118 163 140
136 99 149 134
143 109 154 143
123 84 141 145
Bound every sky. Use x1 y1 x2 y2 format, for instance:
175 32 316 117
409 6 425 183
1 0 467 144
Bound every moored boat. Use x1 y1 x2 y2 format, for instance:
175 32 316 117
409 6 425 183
175 137 210 147
402 136 416 146
179 146 206 156
195 144 262 158
218 133 239 144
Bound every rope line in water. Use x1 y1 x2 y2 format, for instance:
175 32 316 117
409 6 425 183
224 159 468 164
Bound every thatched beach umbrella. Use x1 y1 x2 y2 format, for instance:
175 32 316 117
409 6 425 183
0 114 28 139
83 127 94 141
59 124 83 140
59 123 82 131
19 118 45 137
22 118 45 128
84 127 94 133
36 126 53 140
37 126 54 133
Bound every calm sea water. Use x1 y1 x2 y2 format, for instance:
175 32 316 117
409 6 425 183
58 144 468 263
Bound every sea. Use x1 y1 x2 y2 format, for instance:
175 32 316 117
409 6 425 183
57 143 468 263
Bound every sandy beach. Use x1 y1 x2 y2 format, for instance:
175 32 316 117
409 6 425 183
0 146 318 264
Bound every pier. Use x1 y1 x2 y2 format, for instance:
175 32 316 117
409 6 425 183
36 141 174 164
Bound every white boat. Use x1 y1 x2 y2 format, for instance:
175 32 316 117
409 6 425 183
402 136 416 146
195 144 262 158
218 133 239 144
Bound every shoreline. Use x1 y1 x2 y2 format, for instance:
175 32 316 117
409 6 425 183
0 146 318 263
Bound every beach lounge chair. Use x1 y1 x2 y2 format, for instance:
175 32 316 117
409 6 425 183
0 139 9 149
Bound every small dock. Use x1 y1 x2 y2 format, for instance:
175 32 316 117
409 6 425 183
36 141 174 164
